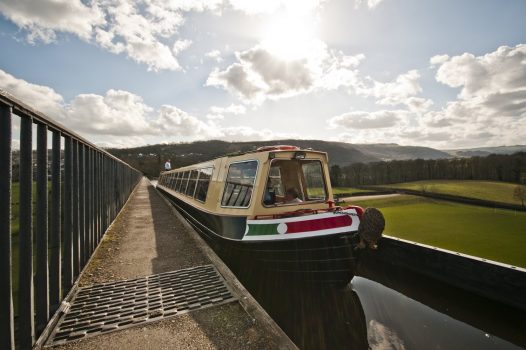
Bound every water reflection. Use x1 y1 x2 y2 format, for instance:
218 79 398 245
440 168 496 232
233 261 525 350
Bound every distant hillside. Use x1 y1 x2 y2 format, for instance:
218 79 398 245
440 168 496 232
353 143 451 161
107 140 451 178
445 145 526 157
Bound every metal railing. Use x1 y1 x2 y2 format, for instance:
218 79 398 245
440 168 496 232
0 90 142 349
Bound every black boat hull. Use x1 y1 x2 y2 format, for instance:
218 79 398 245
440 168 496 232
158 187 357 285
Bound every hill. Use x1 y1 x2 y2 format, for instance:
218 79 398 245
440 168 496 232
106 139 451 178
353 143 450 161
445 145 526 157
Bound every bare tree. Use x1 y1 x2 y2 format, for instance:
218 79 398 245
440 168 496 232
513 185 526 207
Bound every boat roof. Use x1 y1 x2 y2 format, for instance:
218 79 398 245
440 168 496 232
165 145 328 173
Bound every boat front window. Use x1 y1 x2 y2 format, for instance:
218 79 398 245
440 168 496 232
221 161 257 207
263 159 327 206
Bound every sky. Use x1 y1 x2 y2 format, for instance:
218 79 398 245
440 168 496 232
0 0 525 149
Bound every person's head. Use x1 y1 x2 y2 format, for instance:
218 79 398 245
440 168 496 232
285 187 299 200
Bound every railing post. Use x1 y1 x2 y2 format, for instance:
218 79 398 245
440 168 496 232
95 152 100 241
49 130 62 315
63 137 73 290
35 123 49 334
79 143 86 268
0 103 15 350
87 148 93 253
72 140 79 277
18 114 35 349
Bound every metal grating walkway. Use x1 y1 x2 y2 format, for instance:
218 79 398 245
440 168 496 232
46 265 236 346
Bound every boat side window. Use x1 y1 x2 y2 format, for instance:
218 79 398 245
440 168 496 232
172 173 179 190
185 170 198 197
194 167 213 202
173 172 180 191
168 173 175 188
166 173 171 188
221 161 257 207
263 159 327 206
178 171 189 193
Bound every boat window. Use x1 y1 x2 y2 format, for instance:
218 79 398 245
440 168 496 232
221 161 257 207
178 171 189 193
168 173 175 189
173 172 180 191
263 159 327 206
174 172 181 192
195 167 213 202
185 170 198 196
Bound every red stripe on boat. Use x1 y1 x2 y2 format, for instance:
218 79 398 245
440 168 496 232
285 215 353 234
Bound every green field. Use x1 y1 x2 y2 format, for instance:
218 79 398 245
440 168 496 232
333 187 372 195
346 195 526 268
380 180 524 206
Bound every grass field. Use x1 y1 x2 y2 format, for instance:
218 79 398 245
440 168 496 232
345 194 526 268
380 180 524 206
333 187 372 195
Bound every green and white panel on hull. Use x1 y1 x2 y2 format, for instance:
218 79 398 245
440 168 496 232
243 209 360 241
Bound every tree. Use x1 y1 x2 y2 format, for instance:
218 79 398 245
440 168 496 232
513 185 526 207
330 165 342 187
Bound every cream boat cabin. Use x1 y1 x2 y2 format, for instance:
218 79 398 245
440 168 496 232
157 145 383 284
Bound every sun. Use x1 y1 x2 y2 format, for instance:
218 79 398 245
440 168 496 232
261 12 320 61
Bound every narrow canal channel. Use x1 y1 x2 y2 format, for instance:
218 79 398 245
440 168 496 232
229 256 526 350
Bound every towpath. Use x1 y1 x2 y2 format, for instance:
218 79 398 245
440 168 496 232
45 178 296 350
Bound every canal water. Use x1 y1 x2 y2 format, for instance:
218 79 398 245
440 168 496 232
231 258 526 350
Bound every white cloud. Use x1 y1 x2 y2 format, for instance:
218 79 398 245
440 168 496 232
0 69 64 117
205 50 223 62
64 90 154 135
405 97 434 113
0 68 297 147
0 0 224 71
210 104 246 115
172 39 192 55
0 0 104 43
214 126 299 141
429 54 449 67
0 0 330 72
355 70 432 112
422 44 526 147
228 0 323 15
207 44 366 104
355 0 386 9
328 110 409 130
435 44 526 100
207 103 246 120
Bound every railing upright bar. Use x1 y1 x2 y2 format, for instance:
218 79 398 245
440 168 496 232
18 114 35 349
85 148 90 256
35 123 49 334
102 156 107 231
79 144 86 268
63 137 73 290
95 152 100 241
0 104 15 350
89 148 94 252
49 130 62 315
72 141 79 277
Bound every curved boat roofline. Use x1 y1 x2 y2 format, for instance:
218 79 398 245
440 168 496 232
165 145 328 173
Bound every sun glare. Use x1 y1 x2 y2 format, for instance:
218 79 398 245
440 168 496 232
261 12 320 61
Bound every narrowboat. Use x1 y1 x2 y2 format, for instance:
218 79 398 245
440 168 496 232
156 145 384 285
